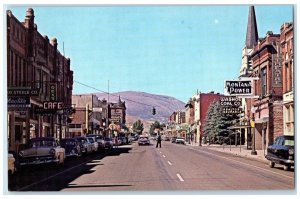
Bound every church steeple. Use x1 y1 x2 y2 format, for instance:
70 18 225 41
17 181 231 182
245 6 258 49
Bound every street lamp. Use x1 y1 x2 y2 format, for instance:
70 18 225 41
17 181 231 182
251 106 257 155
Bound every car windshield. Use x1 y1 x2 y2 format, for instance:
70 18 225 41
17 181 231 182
284 139 294 146
30 140 56 147
61 140 76 146
88 138 94 143
140 137 148 140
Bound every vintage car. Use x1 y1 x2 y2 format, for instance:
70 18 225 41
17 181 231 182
175 137 186 145
86 137 98 152
138 135 150 146
104 137 114 149
8 153 16 175
74 137 94 155
87 134 105 151
265 135 294 171
60 138 82 158
18 137 65 166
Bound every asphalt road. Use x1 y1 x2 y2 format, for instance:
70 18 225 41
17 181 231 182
7 140 294 192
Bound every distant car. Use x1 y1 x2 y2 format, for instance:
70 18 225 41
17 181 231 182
175 137 186 145
60 138 82 158
18 137 65 167
265 135 294 171
8 153 16 175
87 134 105 151
104 137 113 149
171 137 177 143
164 137 170 141
138 135 150 146
120 137 127 145
74 137 94 155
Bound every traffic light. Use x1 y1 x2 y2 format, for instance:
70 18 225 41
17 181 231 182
152 107 156 115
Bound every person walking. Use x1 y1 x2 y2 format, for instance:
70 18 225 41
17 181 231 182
156 132 162 148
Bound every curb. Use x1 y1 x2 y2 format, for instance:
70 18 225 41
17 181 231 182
187 144 269 164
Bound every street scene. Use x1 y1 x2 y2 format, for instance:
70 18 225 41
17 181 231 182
4 4 295 195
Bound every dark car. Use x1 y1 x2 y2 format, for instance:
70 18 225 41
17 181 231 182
104 137 113 149
265 135 294 171
60 138 81 158
171 137 177 143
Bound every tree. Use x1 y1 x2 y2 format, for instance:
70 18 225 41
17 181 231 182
203 101 239 144
149 121 163 136
132 120 144 135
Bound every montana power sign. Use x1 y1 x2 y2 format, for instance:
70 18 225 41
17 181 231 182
224 79 256 97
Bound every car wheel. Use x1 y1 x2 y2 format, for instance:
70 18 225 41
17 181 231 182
269 161 275 168
283 165 290 171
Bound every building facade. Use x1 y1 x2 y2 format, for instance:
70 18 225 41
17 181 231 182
248 31 284 150
280 23 294 136
7 8 73 152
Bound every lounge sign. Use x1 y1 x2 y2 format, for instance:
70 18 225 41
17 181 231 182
224 80 252 96
8 97 30 108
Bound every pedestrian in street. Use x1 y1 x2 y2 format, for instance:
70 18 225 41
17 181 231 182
156 132 162 148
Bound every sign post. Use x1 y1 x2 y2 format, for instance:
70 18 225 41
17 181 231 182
224 77 259 155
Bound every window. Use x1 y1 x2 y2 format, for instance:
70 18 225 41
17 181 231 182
261 67 267 97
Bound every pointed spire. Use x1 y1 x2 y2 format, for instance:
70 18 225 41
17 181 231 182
245 6 259 49
118 95 122 105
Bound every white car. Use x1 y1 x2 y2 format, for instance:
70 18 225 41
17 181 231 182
87 137 98 152
18 137 65 166
175 137 186 145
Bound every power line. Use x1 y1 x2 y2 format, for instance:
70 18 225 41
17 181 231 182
74 80 156 108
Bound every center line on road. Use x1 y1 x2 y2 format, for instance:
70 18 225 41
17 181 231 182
159 151 162 154
176 173 184 182
167 161 172 166
162 155 166 158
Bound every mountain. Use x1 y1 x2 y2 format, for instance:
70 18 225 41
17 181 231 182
95 91 185 127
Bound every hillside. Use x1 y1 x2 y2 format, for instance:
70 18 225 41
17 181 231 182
95 91 185 127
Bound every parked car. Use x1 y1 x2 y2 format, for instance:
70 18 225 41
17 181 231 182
60 138 82 158
175 137 186 145
18 137 65 167
265 135 294 171
138 135 150 146
8 153 16 175
87 134 105 151
171 137 177 143
120 137 127 145
87 137 98 152
104 137 113 149
74 137 94 155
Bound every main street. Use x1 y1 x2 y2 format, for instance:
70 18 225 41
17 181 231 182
8 140 294 192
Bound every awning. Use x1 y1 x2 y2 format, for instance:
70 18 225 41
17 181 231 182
255 117 269 124
228 125 251 129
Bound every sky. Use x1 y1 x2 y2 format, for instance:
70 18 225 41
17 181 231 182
6 5 293 103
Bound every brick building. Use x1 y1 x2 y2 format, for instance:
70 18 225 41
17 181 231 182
280 23 294 136
185 92 222 145
7 8 73 152
247 31 284 150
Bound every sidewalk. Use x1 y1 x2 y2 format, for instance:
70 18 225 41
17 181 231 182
187 142 268 163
